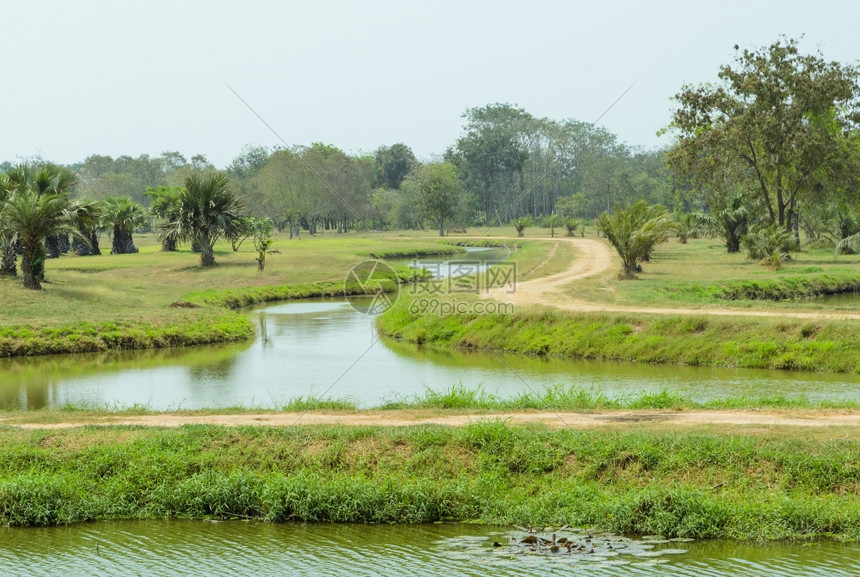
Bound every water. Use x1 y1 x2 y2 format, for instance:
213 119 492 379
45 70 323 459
2 297 859 410
1 521 858 577
0 246 857 410
2 293 860 410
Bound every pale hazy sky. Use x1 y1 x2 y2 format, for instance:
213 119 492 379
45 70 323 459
2 0 858 168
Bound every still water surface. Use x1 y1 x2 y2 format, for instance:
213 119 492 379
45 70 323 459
1 521 859 577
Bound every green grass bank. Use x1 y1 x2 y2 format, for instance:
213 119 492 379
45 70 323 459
377 298 860 373
2 421 860 541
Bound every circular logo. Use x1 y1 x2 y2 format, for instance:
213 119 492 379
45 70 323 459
344 260 401 315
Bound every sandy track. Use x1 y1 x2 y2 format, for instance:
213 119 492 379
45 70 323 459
483 237 860 320
5 410 860 430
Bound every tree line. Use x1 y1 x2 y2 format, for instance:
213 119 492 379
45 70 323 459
3 36 859 287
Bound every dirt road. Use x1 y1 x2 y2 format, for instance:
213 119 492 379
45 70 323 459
5 409 860 430
483 237 860 320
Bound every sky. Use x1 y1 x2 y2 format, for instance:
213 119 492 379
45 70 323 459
2 0 859 168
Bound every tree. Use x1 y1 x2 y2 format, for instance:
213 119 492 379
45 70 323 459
250 217 274 271
102 197 147 254
67 199 103 256
0 173 18 276
446 104 529 224
160 173 246 267
596 201 676 279
374 143 417 189
408 163 463 236
1 189 75 289
145 186 183 251
666 38 860 231
1 163 80 273
513 216 532 237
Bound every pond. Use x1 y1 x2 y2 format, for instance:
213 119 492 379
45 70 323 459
1 521 858 577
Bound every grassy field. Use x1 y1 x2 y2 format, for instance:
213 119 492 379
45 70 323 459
3 420 860 540
568 235 860 311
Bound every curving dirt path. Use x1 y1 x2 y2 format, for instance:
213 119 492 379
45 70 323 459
482 237 860 320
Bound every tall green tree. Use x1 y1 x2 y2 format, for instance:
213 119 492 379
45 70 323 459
160 173 246 267
408 162 463 236
374 143 417 189
666 37 860 231
446 104 529 224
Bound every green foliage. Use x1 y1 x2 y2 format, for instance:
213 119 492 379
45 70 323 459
250 217 274 270
666 37 860 232
374 143 417 189
407 162 464 237
564 217 579 236
596 201 676 278
1 189 75 289
513 216 532 237
378 296 860 373
666 273 860 301
5 424 860 540
742 225 796 269
102 196 147 255
160 173 247 266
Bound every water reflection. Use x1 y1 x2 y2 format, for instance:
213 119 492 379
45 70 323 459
1 521 859 577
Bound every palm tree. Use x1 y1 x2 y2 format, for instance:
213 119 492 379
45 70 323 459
102 197 147 254
67 199 104 256
145 186 182 251
1 190 74 289
30 164 80 259
1 163 80 274
160 173 246 267
596 200 676 279
0 174 18 276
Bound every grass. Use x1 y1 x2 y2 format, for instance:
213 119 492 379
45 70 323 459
378 296 860 373
3 420 860 540
568 236 860 310
378 384 860 411
0 232 506 357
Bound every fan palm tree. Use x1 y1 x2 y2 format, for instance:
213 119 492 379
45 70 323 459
160 173 246 267
102 196 148 254
1 190 74 289
145 186 182 251
67 199 104 256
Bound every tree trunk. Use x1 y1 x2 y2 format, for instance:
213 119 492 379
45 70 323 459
58 233 70 254
45 235 61 259
20 243 41 290
199 234 215 266
439 220 444 237
200 244 215 266
161 237 176 252
112 226 139 254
